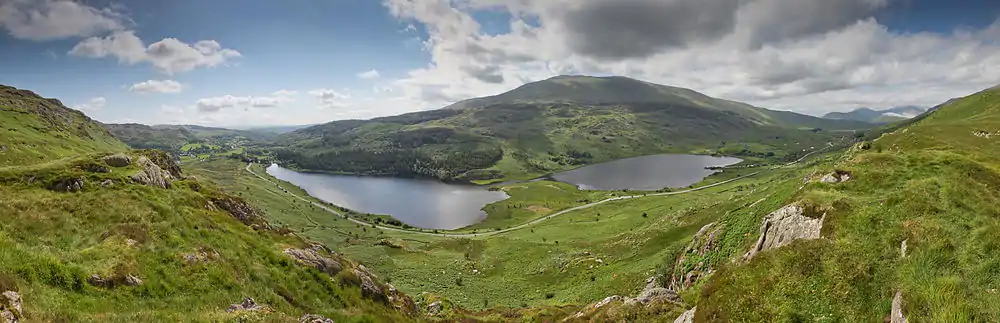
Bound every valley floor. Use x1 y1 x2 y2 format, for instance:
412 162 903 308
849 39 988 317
185 152 831 313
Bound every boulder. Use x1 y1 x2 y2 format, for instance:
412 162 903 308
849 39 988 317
124 274 143 286
284 248 343 276
1 291 21 323
100 179 114 187
670 223 721 291
211 196 265 226
103 153 132 167
354 266 387 303
427 301 443 315
819 171 851 184
49 177 84 192
87 274 110 287
891 291 908 323
593 295 621 309
226 297 263 313
299 314 335 323
623 277 683 306
674 307 696 323
743 204 824 261
901 239 908 258
131 156 173 189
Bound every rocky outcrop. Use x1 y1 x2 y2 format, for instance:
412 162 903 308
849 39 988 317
891 291 908 323
299 314 335 323
124 274 143 286
354 266 385 303
674 307 696 323
427 301 443 315
87 273 143 287
671 223 721 291
226 297 263 313
136 150 183 178
284 248 343 276
819 171 851 184
1 291 21 323
211 196 265 226
624 277 683 306
743 204 824 261
182 249 221 265
131 156 173 189
103 153 132 167
49 177 84 192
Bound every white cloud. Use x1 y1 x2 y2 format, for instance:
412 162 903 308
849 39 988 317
129 80 183 94
377 0 1000 116
358 69 381 79
308 88 352 108
0 0 127 41
72 97 106 112
69 30 241 74
196 92 297 112
271 89 299 97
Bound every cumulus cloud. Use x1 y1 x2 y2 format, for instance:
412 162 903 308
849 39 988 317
380 0 1000 116
129 80 183 94
357 69 381 79
69 30 241 74
72 97 106 112
0 0 127 40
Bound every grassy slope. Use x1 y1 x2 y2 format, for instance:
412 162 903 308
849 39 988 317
186 156 800 316
693 86 1000 321
0 86 127 167
0 85 412 322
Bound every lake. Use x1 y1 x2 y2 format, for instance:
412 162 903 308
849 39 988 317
266 164 509 230
550 154 742 191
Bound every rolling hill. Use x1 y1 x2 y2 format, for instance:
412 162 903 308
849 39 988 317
0 85 127 167
271 75 874 182
0 84 413 321
823 106 928 124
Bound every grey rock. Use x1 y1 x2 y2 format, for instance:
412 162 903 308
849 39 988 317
593 295 621 309
354 266 386 302
671 223 721 291
299 314 335 323
87 274 110 287
891 291 908 323
901 239 908 258
634 287 683 305
124 274 143 286
284 248 343 276
226 297 262 313
131 156 173 189
820 173 840 183
743 204 824 261
100 179 114 187
1 291 21 323
103 153 132 167
49 177 84 192
427 301 443 315
674 307 696 323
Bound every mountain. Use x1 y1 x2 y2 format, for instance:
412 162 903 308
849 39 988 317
272 75 873 182
106 124 275 152
0 85 127 167
823 106 928 123
0 85 413 321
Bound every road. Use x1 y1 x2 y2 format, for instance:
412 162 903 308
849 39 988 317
245 147 827 238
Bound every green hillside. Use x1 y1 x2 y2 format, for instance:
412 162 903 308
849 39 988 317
0 86 127 167
0 85 413 321
106 124 273 152
660 85 1000 321
272 76 873 182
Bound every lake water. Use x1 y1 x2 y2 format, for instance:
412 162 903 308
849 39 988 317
550 154 742 191
266 164 509 230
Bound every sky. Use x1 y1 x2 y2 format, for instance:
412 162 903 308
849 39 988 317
1 0 999 127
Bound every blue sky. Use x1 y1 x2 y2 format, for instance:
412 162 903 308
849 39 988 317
1 0 999 127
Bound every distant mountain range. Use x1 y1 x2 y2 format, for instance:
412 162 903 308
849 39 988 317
822 106 928 124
